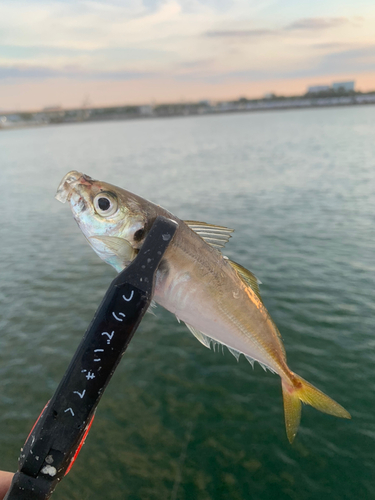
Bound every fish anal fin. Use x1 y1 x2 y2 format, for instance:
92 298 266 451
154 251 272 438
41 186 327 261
184 323 211 349
184 323 240 361
184 220 234 249
245 355 255 369
184 323 263 371
183 322 274 371
228 347 241 361
183 321 279 374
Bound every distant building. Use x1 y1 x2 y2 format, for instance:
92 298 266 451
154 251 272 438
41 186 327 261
307 81 355 94
4 113 22 122
42 106 66 123
217 101 236 111
43 105 63 112
307 85 330 93
139 105 153 116
332 81 355 92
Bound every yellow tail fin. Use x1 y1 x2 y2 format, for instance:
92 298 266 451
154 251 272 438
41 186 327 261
282 374 351 443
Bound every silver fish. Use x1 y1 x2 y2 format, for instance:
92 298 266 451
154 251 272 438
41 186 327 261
56 171 351 442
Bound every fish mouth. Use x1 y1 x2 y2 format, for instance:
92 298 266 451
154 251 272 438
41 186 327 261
55 171 95 203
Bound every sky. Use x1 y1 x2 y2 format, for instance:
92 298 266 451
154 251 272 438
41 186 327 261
1 0 375 111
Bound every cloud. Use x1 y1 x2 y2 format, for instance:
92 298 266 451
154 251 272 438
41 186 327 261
0 64 157 81
170 41 375 84
0 66 58 79
204 17 354 40
205 29 275 38
0 0 184 51
0 1 373 102
231 44 375 80
312 42 348 50
285 17 349 31
318 45 375 73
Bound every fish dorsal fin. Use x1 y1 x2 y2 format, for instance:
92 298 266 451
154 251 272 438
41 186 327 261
184 220 234 249
227 259 263 303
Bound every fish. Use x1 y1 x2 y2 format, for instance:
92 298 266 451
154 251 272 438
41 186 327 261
56 170 351 443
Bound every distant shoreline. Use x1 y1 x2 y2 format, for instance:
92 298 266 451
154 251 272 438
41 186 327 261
1 93 375 131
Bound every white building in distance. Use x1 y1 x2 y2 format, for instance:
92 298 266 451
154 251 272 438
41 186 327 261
307 81 355 94
308 85 330 93
332 81 355 92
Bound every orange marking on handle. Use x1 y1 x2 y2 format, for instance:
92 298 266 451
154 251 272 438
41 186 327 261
65 413 95 476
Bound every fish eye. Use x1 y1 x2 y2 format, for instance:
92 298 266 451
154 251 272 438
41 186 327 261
98 198 110 211
93 192 118 217
134 228 145 241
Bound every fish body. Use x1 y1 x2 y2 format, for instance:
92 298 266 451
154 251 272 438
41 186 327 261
155 223 286 373
56 171 350 442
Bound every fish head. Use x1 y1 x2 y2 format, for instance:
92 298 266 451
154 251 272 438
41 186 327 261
56 171 150 271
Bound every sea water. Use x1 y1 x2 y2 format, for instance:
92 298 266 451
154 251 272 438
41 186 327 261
0 106 374 500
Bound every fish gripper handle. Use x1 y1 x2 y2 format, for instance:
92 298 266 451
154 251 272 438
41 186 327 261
4 216 178 500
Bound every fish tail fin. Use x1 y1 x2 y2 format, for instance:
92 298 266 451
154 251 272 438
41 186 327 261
281 373 351 443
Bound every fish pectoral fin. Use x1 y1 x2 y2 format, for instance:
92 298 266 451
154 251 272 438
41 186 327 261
227 259 263 303
184 220 234 249
90 236 136 263
282 374 351 444
184 323 212 348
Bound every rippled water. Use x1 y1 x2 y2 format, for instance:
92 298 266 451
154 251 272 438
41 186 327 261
0 107 374 500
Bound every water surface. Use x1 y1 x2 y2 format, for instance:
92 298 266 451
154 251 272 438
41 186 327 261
0 107 374 499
